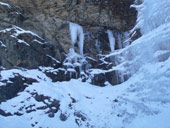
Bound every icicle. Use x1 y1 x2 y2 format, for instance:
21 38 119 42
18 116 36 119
107 30 115 52
95 40 102 54
69 22 84 55
123 32 130 48
117 33 123 49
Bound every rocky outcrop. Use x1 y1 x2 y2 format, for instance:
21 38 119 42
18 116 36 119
0 26 61 69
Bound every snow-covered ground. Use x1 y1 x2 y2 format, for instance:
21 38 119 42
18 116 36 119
0 56 170 128
0 0 170 128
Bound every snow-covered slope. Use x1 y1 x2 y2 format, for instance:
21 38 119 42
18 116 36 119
0 0 170 128
0 56 170 128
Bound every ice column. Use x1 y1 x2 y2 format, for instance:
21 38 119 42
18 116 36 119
107 30 115 52
117 33 123 49
69 22 84 55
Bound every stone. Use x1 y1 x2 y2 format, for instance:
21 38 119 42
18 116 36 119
105 70 121 85
74 111 87 121
60 113 68 121
91 73 106 86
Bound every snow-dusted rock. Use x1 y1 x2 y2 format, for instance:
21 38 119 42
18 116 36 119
0 26 61 69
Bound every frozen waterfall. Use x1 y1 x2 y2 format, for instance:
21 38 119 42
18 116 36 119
131 0 170 34
107 30 115 52
69 22 84 55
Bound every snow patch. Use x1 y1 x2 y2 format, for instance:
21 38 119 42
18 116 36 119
0 2 11 8
0 41 6 47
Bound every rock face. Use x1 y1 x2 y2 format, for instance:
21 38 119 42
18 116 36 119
0 0 138 86
1 0 136 29
0 0 137 57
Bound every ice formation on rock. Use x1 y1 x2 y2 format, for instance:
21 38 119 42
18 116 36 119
107 30 115 52
69 22 84 55
132 0 170 34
